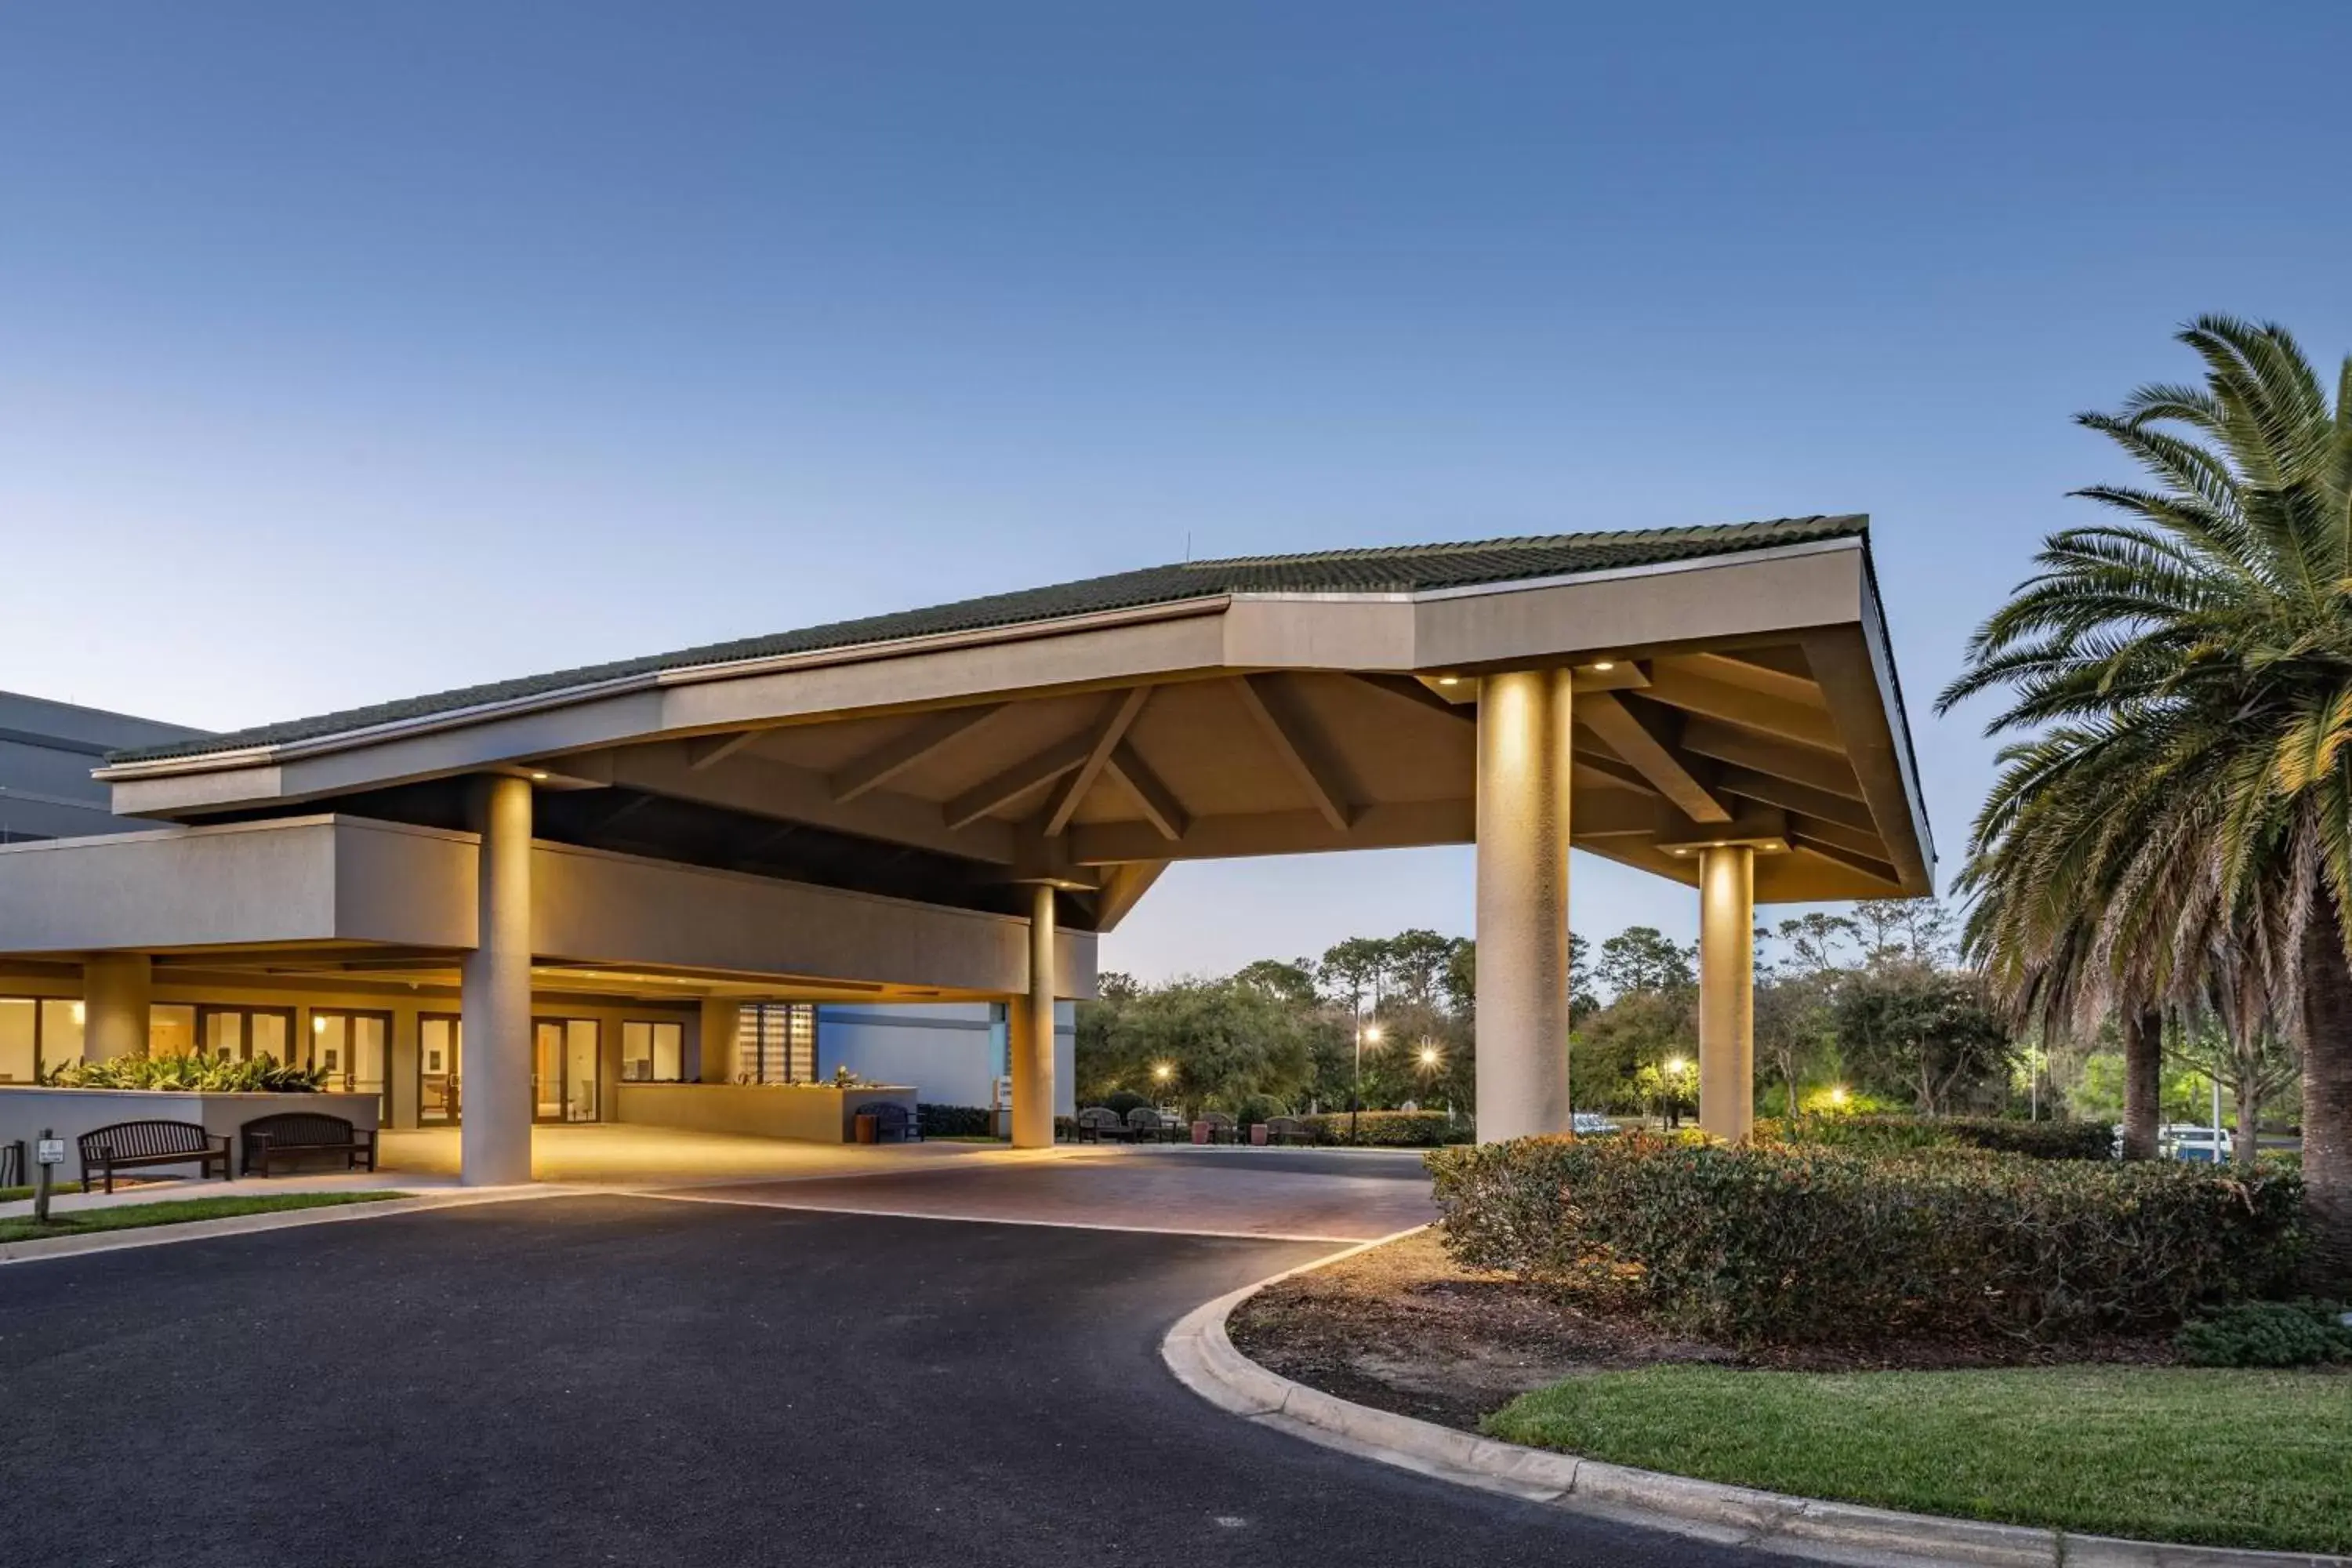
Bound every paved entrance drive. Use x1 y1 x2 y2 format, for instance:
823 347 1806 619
0 1192 1780 1567
655 1145 1441 1240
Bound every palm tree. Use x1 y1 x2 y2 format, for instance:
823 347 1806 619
1940 315 2352 1290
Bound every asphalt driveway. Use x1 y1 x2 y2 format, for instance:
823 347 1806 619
0 1182 1783 1566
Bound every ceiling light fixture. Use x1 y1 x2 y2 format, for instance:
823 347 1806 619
528 771 550 782
1592 660 1617 672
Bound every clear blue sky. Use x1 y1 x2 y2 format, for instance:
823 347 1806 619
4 3 2346 979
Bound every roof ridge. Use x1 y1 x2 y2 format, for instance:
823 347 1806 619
1179 514 1853 570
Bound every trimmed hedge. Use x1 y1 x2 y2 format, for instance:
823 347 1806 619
1299 1110 1466 1147
1762 1114 2114 1161
1427 1134 2301 1345
917 1103 994 1138
2175 1301 2352 1367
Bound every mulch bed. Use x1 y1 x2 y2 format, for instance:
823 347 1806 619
1225 1229 2176 1433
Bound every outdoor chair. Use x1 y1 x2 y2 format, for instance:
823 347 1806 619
1263 1116 1311 1146
239 1112 378 1178
1123 1106 1174 1143
76 1120 232 1194
856 1102 917 1142
1199 1111 1239 1145
1075 1107 1127 1143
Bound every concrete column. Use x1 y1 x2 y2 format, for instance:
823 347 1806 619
1012 883 1057 1149
698 997 739 1084
1697 844 1756 1142
461 774 534 1186
82 953 152 1062
1474 667 1575 1142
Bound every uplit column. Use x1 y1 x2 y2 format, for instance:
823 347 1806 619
1474 667 1575 1142
82 953 152 1062
461 774 534 1186
698 997 739 1084
1012 884 1057 1149
1697 843 1755 1142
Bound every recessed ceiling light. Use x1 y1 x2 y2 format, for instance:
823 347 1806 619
1592 660 1617 672
528 771 550 782
1436 676 1460 686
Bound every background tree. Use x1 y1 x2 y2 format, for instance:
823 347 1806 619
1596 926 1694 996
1834 960 2013 1116
1938 316 2352 1288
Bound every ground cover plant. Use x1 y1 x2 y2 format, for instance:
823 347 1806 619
2173 1300 2352 1367
1483 1364 2352 1555
1428 1134 2300 1343
43 1054 326 1092
0 1190 405 1245
1299 1110 1465 1146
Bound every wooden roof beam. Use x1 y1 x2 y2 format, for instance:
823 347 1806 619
1576 691 1730 824
1103 742 1189 841
1044 689 1152 837
829 704 1006 802
943 731 1096 830
1231 675 1353 832
1642 663 1844 753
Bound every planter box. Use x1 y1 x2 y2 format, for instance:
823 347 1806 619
0 1087 383 1181
612 1083 918 1143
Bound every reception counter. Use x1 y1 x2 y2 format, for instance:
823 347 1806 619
612 1082 919 1143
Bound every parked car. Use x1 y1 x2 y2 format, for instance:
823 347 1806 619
1570 1112 1621 1137
2160 1123 2234 1163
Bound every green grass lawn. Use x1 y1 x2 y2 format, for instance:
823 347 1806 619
0 1190 408 1245
1486 1364 2352 1555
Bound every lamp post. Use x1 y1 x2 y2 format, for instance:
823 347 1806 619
1351 1021 1382 1143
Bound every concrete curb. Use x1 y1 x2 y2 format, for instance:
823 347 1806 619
0 1185 573 1265
1160 1236 2349 1568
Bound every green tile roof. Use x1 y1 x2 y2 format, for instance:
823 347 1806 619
108 514 1864 764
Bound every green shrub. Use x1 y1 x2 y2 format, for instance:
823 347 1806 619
2175 1301 2352 1367
1426 1134 2302 1345
916 1103 994 1138
1762 1115 2114 1161
44 1053 325 1093
1299 1109 1464 1147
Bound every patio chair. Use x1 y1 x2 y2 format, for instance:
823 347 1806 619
1075 1106 1127 1143
1124 1106 1174 1143
1199 1111 1238 1145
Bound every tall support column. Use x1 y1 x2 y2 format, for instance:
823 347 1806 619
698 997 739 1084
1475 667 1575 1142
82 953 152 1062
1697 844 1755 1142
1012 883 1057 1149
461 774 535 1186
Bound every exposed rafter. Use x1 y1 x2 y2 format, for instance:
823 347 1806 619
1103 742 1189 840
1671 651 1823 708
1788 833 1904 889
1348 672 1474 724
1798 626 1933 893
942 731 1096 831
1044 689 1152 837
1091 860 1167 931
601 745 1018 862
1677 717 1866 800
1230 674 1352 832
1642 663 1843 753
687 730 764 771
829 704 1006 802
1712 764 1878 834
1575 691 1730 824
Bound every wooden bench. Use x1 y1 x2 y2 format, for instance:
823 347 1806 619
77 1120 232 1194
1124 1106 1178 1143
1075 1107 1127 1143
855 1102 918 1143
1264 1116 1312 1146
240 1112 378 1178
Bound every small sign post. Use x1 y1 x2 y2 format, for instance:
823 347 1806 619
33 1127 64 1224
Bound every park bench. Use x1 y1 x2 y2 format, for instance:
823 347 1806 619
1075 1106 1127 1142
856 1102 918 1143
1197 1111 1239 1145
1264 1116 1312 1146
1123 1106 1178 1143
77 1120 232 1194
240 1112 378 1178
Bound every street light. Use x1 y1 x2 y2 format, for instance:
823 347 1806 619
1351 1022 1385 1143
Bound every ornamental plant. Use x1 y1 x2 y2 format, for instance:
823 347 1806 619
44 1053 327 1093
1427 1133 2301 1344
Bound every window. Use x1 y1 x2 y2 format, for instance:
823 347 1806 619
149 1004 197 1058
198 1005 296 1063
5 996 85 1081
735 1003 816 1083
621 1021 684 1083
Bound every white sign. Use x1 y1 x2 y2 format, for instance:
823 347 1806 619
34 1138 67 1166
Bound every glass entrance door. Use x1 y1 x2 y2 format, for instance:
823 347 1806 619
419 1014 462 1124
533 1018 600 1123
310 1011 390 1116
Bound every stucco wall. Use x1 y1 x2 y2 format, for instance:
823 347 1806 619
0 1087 381 1181
612 1082 916 1142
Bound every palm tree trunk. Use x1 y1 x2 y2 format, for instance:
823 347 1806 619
2297 899 2352 1294
2122 1008 2162 1160
2234 1062 2261 1166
